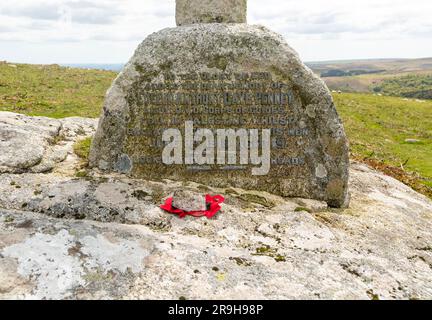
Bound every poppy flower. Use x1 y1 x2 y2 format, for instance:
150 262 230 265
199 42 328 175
160 194 225 219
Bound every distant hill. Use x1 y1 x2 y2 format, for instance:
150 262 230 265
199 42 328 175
53 57 432 75
306 58 432 99
61 63 124 71
307 57 432 75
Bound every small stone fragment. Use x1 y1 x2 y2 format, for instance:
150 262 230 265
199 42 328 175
172 190 206 212
405 139 421 144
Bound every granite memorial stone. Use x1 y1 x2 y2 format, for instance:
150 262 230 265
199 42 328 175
176 0 247 26
89 0 350 207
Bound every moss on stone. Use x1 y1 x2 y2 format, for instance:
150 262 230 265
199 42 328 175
294 207 312 213
159 61 173 72
51 134 66 146
75 170 89 178
73 137 92 162
83 271 114 283
132 190 149 200
274 254 286 262
197 185 212 192
253 245 286 262
207 55 229 71
4 216 14 223
255 245 273 254
229 257 252 267
150 185 165 204
326 179 346 207
238 193 275 208
225 188 239 195
366 289 380 300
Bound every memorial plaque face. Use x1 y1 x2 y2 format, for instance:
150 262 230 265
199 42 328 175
90 24 350 207
125 70 309 187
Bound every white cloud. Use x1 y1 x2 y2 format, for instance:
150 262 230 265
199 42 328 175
0 0 431 63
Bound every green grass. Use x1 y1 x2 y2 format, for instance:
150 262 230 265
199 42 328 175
334 93 432 193
73 137 92 161
0 62 116 118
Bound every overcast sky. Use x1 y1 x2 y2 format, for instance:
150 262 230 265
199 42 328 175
0 0 431 64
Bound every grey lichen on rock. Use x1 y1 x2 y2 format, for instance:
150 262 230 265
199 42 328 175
176 0 247 26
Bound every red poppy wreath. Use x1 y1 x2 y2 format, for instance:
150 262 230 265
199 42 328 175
161 194 225 219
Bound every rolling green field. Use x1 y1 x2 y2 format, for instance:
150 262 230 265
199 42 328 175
334 93 432 195
1 62 431 197
372 74 432 99
308 57 432 75
309 58 432 99
324 72 432 99
0 62 116 118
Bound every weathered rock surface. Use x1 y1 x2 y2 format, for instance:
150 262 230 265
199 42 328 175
0 112 97 174
0 113 432 300
176 0 247 26
172 190 207 212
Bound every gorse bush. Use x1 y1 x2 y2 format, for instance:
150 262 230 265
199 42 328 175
372 74 432 100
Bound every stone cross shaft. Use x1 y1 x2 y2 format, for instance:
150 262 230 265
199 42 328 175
176 0 247 26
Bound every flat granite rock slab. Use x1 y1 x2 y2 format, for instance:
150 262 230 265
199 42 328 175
1 163 432 300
